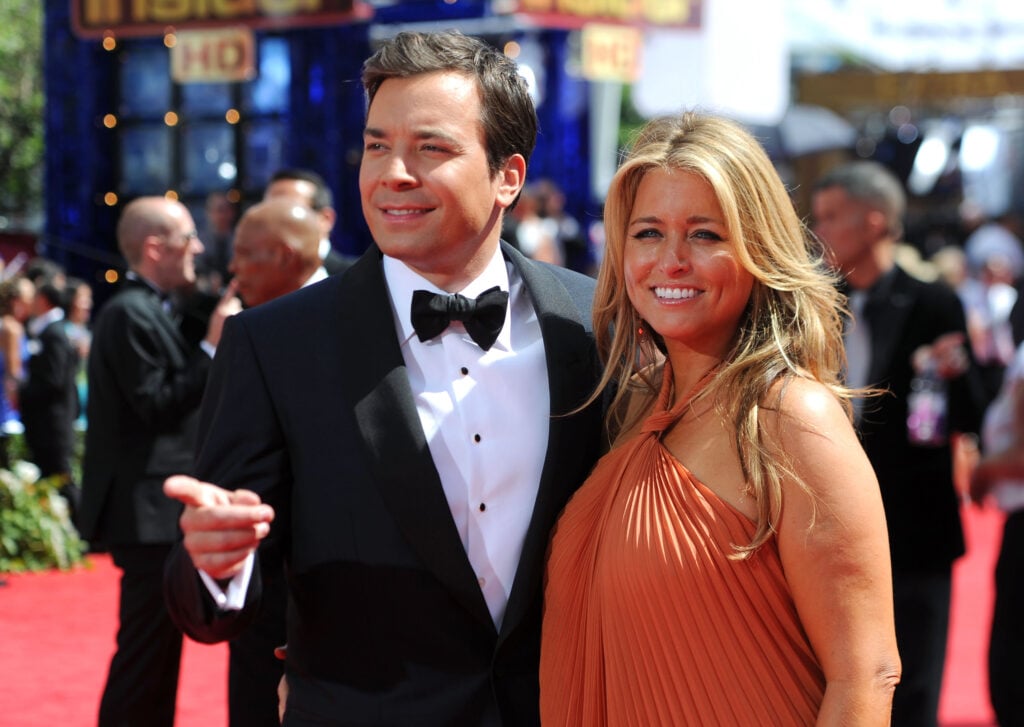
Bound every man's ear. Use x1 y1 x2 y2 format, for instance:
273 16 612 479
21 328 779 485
277 242 296 268
495 154 527 209
319 207 337 235
865 209 890 239
142 234 163 263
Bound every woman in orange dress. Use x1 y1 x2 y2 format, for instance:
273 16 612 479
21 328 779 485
540 113 901 725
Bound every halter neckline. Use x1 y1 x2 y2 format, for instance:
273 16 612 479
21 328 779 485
641 360 721 436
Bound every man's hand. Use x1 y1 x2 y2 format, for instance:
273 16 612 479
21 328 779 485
203 279 243 350
912 331 969 380
163 474 274 580
275 646 288 724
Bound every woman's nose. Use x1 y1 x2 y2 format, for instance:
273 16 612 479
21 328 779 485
661 240 691 272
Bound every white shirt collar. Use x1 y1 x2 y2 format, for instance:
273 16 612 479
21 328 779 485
125 270 165 297
28 306 65 338
302 266 329 288
383 245 512 351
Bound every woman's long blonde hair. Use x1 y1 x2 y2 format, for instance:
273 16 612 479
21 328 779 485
593 112 852 555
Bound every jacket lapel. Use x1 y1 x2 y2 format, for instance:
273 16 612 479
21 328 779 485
865 267 915 385
497 243 599 640
334 247 495 632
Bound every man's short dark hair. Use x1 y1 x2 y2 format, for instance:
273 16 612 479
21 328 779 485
268 168 334 210
361 30 538 178
814 161 906 241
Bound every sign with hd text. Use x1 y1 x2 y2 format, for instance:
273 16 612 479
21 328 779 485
171 27 255 83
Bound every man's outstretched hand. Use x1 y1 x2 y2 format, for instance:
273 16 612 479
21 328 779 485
163 475 275 580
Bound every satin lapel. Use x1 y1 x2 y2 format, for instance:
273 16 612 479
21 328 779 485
865 268 915 385
498 244 599 640
335 248 495 632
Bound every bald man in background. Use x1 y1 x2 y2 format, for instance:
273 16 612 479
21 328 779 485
210 198 327 726
263 167 357 276
230 199 327 308
79 196 240 726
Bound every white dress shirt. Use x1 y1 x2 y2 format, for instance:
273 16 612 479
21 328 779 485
383 245 549 629
205 246 550 631
845 289 871 422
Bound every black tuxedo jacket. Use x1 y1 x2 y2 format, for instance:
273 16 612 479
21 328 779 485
323 246 357 276
165 243 604 725
78 278 212 546
856 266 986 573
19 317 79 476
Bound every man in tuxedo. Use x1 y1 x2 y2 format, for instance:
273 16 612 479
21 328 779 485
163 30 604 725
812 161 987 727
221 198 327 726
77 196 240 727
19 277 79 513
264 167 358 276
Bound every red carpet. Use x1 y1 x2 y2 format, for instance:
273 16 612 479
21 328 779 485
0 553 227 726
939 503 1001 727
0 504 1004 725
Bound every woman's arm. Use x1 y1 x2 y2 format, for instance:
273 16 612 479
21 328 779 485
0 318 24 409
767 378 901 725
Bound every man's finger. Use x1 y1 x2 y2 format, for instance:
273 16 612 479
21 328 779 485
182 521 270 554
163 475 230 508
180 503 274 533
229 489 264 506
220 277 240 304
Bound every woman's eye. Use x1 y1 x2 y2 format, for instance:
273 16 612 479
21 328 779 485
692 229 724 242
630 228 662 240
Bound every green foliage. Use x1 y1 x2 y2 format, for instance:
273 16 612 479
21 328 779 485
617 84 647 153
0 456 86 574
0 0 44 215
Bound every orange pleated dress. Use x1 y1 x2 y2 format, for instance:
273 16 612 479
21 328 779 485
540 364 826 726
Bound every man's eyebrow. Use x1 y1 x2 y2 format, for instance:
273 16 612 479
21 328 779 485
362 126 459 145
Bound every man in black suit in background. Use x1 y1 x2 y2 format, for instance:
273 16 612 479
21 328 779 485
264 167 358 276
163 30 604 725
19 277 80 514
812 161 987 727
77 196 240 727
219 198 327 726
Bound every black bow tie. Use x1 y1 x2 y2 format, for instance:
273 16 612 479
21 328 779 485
410 286 509 351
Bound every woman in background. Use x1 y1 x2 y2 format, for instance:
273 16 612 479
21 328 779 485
0 275 34 466
63 277 93 429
